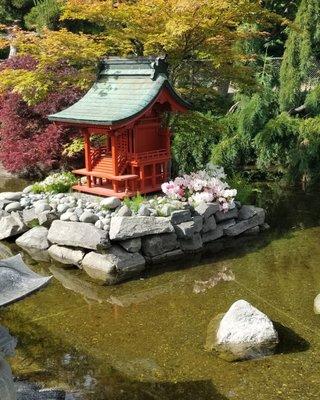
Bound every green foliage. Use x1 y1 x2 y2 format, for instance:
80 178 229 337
123 193 145 213
25 0 62 30
227 174 261 205
170 111 223 175
279 0 320 111
305 85 320 115
255 112 300 174
32 171 77 193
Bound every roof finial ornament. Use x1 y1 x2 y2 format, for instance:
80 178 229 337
151 55 169 80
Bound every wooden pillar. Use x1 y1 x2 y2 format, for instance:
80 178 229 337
111 133 118 175
84 129 92 171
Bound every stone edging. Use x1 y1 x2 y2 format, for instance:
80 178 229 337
0 189 267 285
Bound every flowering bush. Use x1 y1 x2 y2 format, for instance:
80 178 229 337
161 164 237 211
32 172 78 194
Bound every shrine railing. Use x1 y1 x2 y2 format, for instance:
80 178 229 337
130 149 169 163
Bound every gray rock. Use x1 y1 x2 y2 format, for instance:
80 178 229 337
179 233 203 252
174 220 197 239
20 197 31 208
22 185 33 194
0 212 27 240
194 203 219 220
116 205 132 217
22 208 37 226
202 215 217 233
34 201 51 215
16 227 49 250
74 207 84 217
238 205 257 220
79 211 99 224
141 233 179 257
205 300 278 361
57 203 70 214
48 220 109 250
100 197 121 210
245 226 260 235
260 222 270 231
60 211 75 221
0 192 22 201
224 211 265 237
215 208 239 222
193 215 203 233
146 249 184 265
69 214 79 222
82 246 145 284
95 220 104 230
138 205 151 216
170 209 192 225
202 226 224 243
5 202 22 212
37 211 58 227
109 216 174 240
119 238 142 253
48 245 85 267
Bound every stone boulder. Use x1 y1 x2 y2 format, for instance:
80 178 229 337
141 233 179 257
179 233 203 252
48 245 85 267
48 220 109 250
16 227 49 250
0 192 22 202
205 300 278 361
4 202 22 213
194 203 219 220
0 212 27 240
224 209 265 237
82 246 146 284
170 209 192 225
100 196 121 210
215 208 239 223
109 216 174 240
119 238 141 253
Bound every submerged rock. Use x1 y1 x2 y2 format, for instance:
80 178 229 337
82 246 145 284
48 245 85 267
314 294 320 314
205 300 278 361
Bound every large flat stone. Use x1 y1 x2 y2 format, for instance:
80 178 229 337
48 244 85 266
179 233 203 252
0 212 27 240
224 211 265 237
48 220 109 250
82 246 146 284
109 216 174 240
215 208 239 223
16 227 49 250
141 233 179 257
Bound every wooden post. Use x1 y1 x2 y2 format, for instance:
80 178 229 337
111 133 118 175
84 129 92 171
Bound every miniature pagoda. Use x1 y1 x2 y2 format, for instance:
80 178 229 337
48 56 190 198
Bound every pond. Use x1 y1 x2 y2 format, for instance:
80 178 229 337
0 177 320 399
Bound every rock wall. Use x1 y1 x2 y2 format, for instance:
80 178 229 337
0 189 268 285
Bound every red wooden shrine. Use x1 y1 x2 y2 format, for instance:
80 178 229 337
49 57 190 198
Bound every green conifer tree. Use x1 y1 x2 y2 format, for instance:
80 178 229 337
279 0 320 111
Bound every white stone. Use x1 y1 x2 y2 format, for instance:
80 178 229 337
82 246 145 284
57 204 70 214
109 216 174 240
16 227 49 250
5 202 22 212
34 201 51 215
206 300 278 361
0 212 27 240
100 197 121 210
314 294 320 314
0 192 22 201
79 211 99 223
48 244 85 266
48 220 109 250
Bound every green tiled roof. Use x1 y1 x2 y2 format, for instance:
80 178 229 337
48 57 190 126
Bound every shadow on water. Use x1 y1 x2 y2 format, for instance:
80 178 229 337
273 321 310 355
0 313 227 400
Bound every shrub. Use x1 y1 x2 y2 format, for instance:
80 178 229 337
32 172 77 193
170 111 223 175
123 193 145 213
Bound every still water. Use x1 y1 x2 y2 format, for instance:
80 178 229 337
0 178 320 399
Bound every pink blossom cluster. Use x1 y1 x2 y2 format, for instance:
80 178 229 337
161 164 237 211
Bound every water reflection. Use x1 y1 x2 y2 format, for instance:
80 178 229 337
0 325 17 400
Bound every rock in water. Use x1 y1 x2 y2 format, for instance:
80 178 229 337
0 356 16 400
314 294 320 314
205 300 278 361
